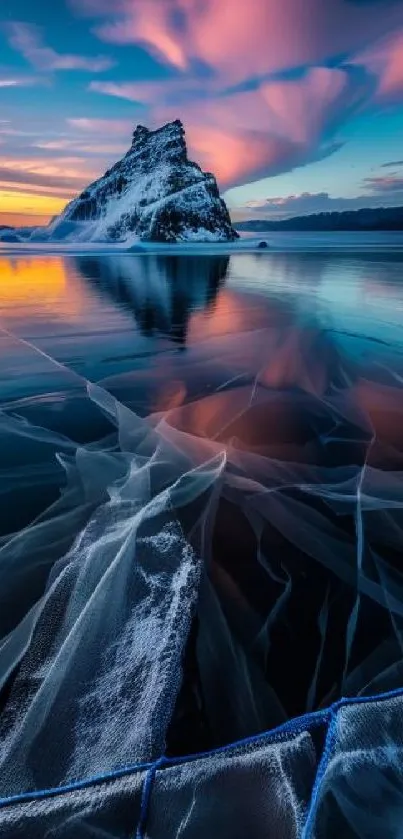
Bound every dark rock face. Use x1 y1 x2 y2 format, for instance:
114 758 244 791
45 120 238 244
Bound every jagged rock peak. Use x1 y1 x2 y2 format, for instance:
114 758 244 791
34 119 239 244
128 119 187 165
132 118 184 143
131 124 149 141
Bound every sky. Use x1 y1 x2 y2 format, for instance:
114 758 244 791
1 0 403 226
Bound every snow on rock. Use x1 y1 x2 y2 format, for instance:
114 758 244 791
33 120 238 244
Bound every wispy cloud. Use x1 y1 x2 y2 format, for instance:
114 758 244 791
381 160 403 169
0 167 85 191
363 174 403 192
88 78 207 104
237 188 403 220
7 21 114 72
0 127 39 137
0 75 39 88
0 154 99 193
89 66 362 188
0 79 22 88
35 138 127 154
353 30 403 103
67 117 133 134
89 80 168 102
83 0 402 190
0 180 76 198
80 0 403 84
6 0 403 200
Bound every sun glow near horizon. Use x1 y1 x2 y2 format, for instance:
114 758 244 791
0 189 70 227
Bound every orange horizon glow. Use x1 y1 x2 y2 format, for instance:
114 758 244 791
0 211 53 227
0 189 69 227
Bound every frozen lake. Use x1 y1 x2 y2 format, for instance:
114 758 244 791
0 240 403 782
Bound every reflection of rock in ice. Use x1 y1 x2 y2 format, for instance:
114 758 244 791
76 254 229 345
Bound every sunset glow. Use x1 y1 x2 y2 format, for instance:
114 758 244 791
0 190 68 221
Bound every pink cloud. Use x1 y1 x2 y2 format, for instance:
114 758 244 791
97 3 188 70
181 68 358 186
7 21 114 72
186 68 356 141
90 66 356 132
353 30 403 102
89 67 358 187
79 0 403 85
187 125 312 188
69 0 403 191
260 68 349 144
80 0 388 192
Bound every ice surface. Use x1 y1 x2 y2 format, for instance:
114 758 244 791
0 276 403 835
0 376 226 794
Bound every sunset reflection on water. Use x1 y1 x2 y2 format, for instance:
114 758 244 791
0 249 402 452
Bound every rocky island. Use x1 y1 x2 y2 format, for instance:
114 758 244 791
22 120 238 245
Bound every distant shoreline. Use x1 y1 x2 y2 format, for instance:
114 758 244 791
234 205 403 232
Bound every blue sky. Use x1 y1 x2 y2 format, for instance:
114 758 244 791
1 0 403 224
